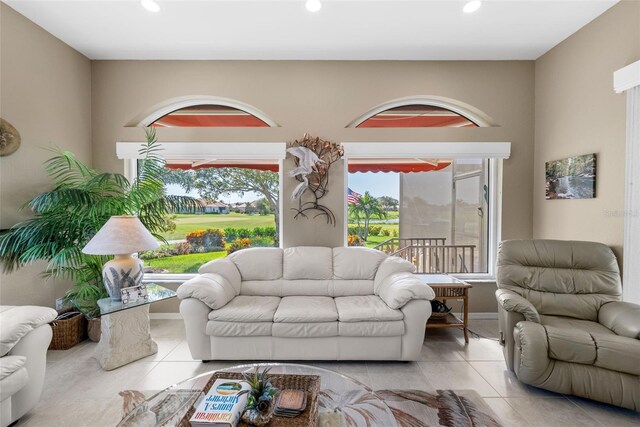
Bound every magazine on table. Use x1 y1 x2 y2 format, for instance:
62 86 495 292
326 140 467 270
189 379 250 427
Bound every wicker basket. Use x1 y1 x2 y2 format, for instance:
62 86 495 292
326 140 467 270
48 310 88 350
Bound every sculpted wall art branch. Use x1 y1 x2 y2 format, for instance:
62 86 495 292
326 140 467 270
287 134 344 225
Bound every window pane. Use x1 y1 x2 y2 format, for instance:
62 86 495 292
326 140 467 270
140 165 279 274
357 105 477 128
349 159 489 274
151 105 270 127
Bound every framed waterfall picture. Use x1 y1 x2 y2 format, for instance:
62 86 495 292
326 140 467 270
545 153 597 200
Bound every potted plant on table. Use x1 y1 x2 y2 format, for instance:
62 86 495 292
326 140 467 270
240 367 279 426
0 128 199 339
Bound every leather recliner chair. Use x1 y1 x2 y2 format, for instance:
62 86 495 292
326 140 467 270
496 239 640 411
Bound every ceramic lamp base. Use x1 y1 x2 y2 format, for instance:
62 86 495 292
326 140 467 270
102 255 144 301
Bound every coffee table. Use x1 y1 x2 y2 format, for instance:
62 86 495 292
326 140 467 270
118 363 398 427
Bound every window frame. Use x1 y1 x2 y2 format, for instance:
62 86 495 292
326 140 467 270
342 142 510 281
117 141 286 283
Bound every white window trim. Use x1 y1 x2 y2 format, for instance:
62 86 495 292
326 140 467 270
342 142 510 282
118 141 286 283
345 95 498 128
614 60 640 304
128 95 279 128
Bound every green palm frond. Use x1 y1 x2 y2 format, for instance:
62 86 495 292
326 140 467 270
0 128 199 314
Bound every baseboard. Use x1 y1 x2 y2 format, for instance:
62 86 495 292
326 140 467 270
468 312 498 320
150 313 183 320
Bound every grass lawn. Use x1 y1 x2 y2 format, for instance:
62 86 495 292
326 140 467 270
149 214 398 273
145 251 226 273
162 213 276 240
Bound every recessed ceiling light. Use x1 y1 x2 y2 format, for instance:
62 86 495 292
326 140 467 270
305 0 322 13
141 0 160 13
463 0 482 14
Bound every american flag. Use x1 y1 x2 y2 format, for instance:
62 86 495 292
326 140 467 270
347 188 362 205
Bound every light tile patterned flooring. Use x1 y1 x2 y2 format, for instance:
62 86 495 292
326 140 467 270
15 319 640 427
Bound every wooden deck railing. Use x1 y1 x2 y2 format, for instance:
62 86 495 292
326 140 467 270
372 237 447 254
390 244 475 274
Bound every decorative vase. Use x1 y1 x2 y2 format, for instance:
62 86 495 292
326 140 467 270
241 408 273 427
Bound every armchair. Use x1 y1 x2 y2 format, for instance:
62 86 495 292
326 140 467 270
496 239 640 411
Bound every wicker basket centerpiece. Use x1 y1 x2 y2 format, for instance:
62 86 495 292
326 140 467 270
179 371 321 427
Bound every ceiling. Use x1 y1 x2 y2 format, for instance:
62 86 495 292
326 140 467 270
3 0 619 60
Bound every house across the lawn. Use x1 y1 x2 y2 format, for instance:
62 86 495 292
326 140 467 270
200 200 230 214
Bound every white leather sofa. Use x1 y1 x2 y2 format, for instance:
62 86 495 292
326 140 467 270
178 246 435 361
0 306 56 427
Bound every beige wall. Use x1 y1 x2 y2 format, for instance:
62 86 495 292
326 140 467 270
0 4 92 307
91 60 535 313
533 0 640 264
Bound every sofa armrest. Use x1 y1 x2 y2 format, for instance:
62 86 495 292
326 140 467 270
513 321 553 385
496 289 540 323
197 258 242 294
599 301 640 339
377 273 435 309
177 273 236 309
373 256 415 292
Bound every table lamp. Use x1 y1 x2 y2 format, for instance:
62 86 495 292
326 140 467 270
82 215 160 301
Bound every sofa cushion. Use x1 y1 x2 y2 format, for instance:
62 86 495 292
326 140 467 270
283 247 333 280
0 305 57 357
542 315 640 376
333 247 387 280
272 322 338 338
274 296 338 322
592 333 640 376
240 280 375 297
335 296 403 322
546 324 597 365
228 247 283 281
206 321 272 337
540 315 613 335
339 321 404 337
208 296 281 322
0 355 26 381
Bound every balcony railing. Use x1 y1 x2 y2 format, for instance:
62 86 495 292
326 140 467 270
373 237 475 274
372 237 447 254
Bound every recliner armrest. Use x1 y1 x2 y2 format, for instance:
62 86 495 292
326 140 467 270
177 273 237 309
377 273 435 309
598 301 640 339
496 289 540 323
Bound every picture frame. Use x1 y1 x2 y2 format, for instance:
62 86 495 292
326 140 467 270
120 284 149 304
545 153 597 200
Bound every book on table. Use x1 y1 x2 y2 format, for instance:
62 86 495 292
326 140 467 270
189 379 250 427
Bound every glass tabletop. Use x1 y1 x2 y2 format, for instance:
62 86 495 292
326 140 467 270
77 283 176 319
118 363 398 427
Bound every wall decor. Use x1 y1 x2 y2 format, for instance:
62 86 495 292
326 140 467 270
545 153 596 199
287 134 344 225
0 118 21 157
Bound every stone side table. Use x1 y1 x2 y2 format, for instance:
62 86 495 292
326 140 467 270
93 284 176 371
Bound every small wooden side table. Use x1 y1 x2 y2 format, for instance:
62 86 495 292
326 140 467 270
417 274 472 343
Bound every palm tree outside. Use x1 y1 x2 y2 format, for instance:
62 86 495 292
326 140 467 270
348 191 387 241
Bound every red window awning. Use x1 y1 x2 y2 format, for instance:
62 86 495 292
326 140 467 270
165 160 451 174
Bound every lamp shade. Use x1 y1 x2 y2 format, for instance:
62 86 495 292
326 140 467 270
82 215 160 255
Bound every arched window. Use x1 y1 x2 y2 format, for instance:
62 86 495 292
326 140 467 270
151 104 271 127
356 104 478 128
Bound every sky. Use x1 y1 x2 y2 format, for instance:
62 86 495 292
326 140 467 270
166 172 400 203
348 172 399 199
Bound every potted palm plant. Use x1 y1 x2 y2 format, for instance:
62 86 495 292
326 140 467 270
0 128 198 323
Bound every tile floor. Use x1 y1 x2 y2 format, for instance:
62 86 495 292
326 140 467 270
15 319 640 427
